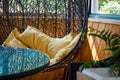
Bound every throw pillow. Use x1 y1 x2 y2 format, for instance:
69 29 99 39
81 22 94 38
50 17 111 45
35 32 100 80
6 37 28 48
50 32 81 64
47 33 72 58
2 28 20 46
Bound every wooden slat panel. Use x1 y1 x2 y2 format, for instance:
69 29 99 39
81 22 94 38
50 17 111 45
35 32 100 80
88 22 99 60
96 23 106 60
104 24 113 58
79 21 120 62
75 38 93 62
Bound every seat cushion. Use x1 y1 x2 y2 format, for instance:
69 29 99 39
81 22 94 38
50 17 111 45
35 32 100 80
18 25 41 48
34 31 51 54
50 32 81 64
47 33 72 58
2 28 28 48
18 26 51 54
18 26 73 58
2 28 20 46
5 37 28 48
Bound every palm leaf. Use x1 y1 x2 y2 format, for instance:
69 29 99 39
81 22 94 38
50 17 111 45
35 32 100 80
104 31 111 46
109 61 120 77
100 29 105 35
111 36 120 47
89 33 103 39
89 29 111 46
87 28 120 76
112 47 120 56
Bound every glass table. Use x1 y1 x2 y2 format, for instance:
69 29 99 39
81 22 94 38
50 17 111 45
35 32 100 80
0 46 50 80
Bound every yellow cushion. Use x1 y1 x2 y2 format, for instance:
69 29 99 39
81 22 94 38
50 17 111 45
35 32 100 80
18 26 73 59
47 33 72 58
2 28 20 46
50 32 81 64
18 25 41 48
34 32 51 54
18 25 51 55
5 37 28 48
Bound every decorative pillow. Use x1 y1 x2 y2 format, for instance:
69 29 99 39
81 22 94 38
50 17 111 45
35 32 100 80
18 25 41 48
18 26 51 54
34 31 51 54
2 28 20 46
5 37 28 48
18 26 73 58
47 33 72 58
50 32 81 64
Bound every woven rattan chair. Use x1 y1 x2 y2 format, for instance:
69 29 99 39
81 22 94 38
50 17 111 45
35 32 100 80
0 0 88 72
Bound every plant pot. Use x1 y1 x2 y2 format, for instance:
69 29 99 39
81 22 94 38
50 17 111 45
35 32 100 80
80 68 120 80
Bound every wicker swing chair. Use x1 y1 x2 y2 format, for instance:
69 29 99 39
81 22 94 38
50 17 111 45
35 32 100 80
0 0 88 73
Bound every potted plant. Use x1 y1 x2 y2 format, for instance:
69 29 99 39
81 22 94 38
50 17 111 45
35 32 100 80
79 27 120 77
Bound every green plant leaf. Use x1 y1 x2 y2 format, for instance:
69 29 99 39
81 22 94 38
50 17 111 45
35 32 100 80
100 29 105 35
106 31 112 46
83 61 95 68
88 28 120 76
109 61 120 77
112 47 120 56
111 38 120 48
89 33 103 40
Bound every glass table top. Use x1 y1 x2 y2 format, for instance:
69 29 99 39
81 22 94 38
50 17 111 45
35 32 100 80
0 46 50 79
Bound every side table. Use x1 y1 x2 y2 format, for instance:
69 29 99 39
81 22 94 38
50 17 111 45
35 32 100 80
0 46 50 80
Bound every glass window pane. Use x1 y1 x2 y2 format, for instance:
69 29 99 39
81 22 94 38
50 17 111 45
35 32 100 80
91 0 120 15
99 0 120 15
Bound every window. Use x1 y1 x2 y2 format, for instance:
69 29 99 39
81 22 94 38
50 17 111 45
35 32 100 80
90 0 120 21
91 0 120 15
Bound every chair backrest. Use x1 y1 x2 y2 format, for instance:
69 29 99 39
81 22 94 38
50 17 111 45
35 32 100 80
0 0 88 71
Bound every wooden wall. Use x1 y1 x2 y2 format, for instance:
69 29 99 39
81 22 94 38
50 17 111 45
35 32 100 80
78 21 120 62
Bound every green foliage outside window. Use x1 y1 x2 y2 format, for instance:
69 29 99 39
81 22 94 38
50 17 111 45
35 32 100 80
99 0 120 15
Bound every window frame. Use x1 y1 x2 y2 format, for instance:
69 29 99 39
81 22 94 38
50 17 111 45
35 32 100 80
89 0 120 21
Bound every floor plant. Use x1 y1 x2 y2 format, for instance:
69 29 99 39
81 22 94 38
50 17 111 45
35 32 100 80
80 27 120 77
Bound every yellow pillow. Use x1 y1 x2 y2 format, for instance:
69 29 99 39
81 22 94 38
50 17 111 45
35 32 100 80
34 32 51 54
6 37 28 48
18 25 41 48
18 26 73 59
50 32 81 64
47 33 72 58
2 28 20 46
18 26 51 54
